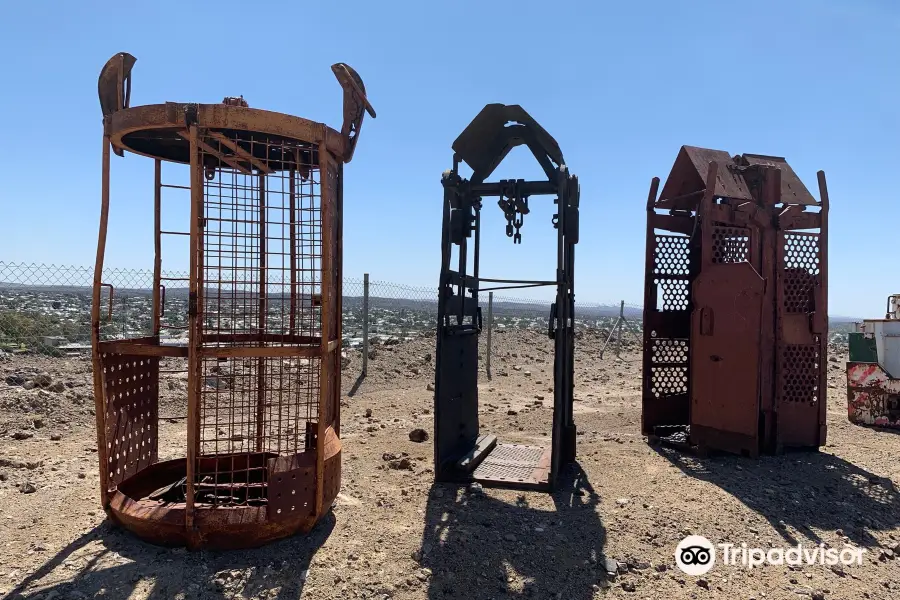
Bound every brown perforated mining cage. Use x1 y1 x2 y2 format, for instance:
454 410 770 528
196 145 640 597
642 147 829 457
90 52 374 549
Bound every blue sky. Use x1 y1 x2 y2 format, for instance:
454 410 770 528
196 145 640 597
0 0 897 317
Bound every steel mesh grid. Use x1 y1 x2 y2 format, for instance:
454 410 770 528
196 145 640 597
196 132 323 507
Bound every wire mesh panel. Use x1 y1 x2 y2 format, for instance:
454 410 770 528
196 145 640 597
195 132 323 508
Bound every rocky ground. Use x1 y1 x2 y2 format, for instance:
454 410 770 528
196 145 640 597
0 329 899 600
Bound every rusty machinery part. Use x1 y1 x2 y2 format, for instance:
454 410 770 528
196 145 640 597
98 52 374 166
98 52 137 157
222 95 249 107
642 146 828 458
91 52 367 549
433 104 579 492
846 297 900 429
331 62 376 163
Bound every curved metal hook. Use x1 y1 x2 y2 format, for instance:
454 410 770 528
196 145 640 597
331 63 376 163
98 52 137 156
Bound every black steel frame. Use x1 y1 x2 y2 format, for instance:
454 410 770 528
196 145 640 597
432 104 579 491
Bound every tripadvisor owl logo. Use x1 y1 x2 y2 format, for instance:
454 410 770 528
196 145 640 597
675 535 716 576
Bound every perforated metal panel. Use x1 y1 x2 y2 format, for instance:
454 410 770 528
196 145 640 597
711 226 750 264
779 343 820 405
101 353 159 491
783 233 820 313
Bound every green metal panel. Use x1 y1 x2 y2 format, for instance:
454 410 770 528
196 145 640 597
849 332 878 363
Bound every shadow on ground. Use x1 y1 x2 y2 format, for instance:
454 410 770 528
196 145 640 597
418 464 606 600
655 445 900 548
8 513 335 600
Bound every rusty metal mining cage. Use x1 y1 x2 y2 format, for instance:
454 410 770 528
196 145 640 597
90 52 374 549
433 104 579 491
642 146 829 457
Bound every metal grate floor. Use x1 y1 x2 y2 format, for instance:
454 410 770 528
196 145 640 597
473 443 550 488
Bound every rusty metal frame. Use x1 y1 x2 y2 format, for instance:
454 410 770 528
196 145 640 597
91 52 374 549
642 146 829 456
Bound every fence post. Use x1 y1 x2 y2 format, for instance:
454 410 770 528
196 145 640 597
362 273 369 376
486 291 493 378
615 300 624 357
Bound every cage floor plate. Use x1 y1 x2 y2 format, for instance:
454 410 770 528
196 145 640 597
472 443 551 489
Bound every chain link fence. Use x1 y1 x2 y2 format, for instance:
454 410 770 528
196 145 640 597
0 262 643 359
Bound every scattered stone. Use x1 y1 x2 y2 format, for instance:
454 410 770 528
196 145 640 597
389 457 413 470
615 497 630 507
366 408 373 418
507 410 518 416
48 382 65 393
830 564 845 577
879 548 894 561
19 482 36 494
50 433 62 441
411 367 420 376
504 533 517 542
33 418 45 429
513 365 522 372
621 581 636 592
409 428 429 443
616 561 629 575
468 482 483 495
812 591 826 600
23 381 35 390
602 557 618 576
426 383 435 392
524 371 532 377
535 394 545 401
5 374 25 386
33 373 52 388
12 431 33 440
0 472 6 481
697 578 709 589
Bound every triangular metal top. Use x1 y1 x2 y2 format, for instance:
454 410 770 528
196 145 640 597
452 104 564 185
657 146 818 209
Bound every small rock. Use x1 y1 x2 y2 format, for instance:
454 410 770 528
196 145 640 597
513 366 522 372
621 581 636 592
50 433 62 441
468 482 483 495
812 591 826 600
615 498 630 507
697 578 709 589
409 428 429 443
5 374 25 386
602 557 618 575
33 373 52 388
879 548 894 561
19 482 36 494
0 472 6 481
23 381 35 390
504 533 517 542
389 457 413 470
830 564 845 577
48 382 65 394
535 394 545 401
365 408 373 418
33 418 45 429
12 431 33 440
507 410 518 416
426 383 435 392
616 562 628 575
524 371 532 377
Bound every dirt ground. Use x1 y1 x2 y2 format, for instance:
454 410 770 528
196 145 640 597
1 329 899 600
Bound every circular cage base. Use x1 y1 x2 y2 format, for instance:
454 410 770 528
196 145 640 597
107 454 328 550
